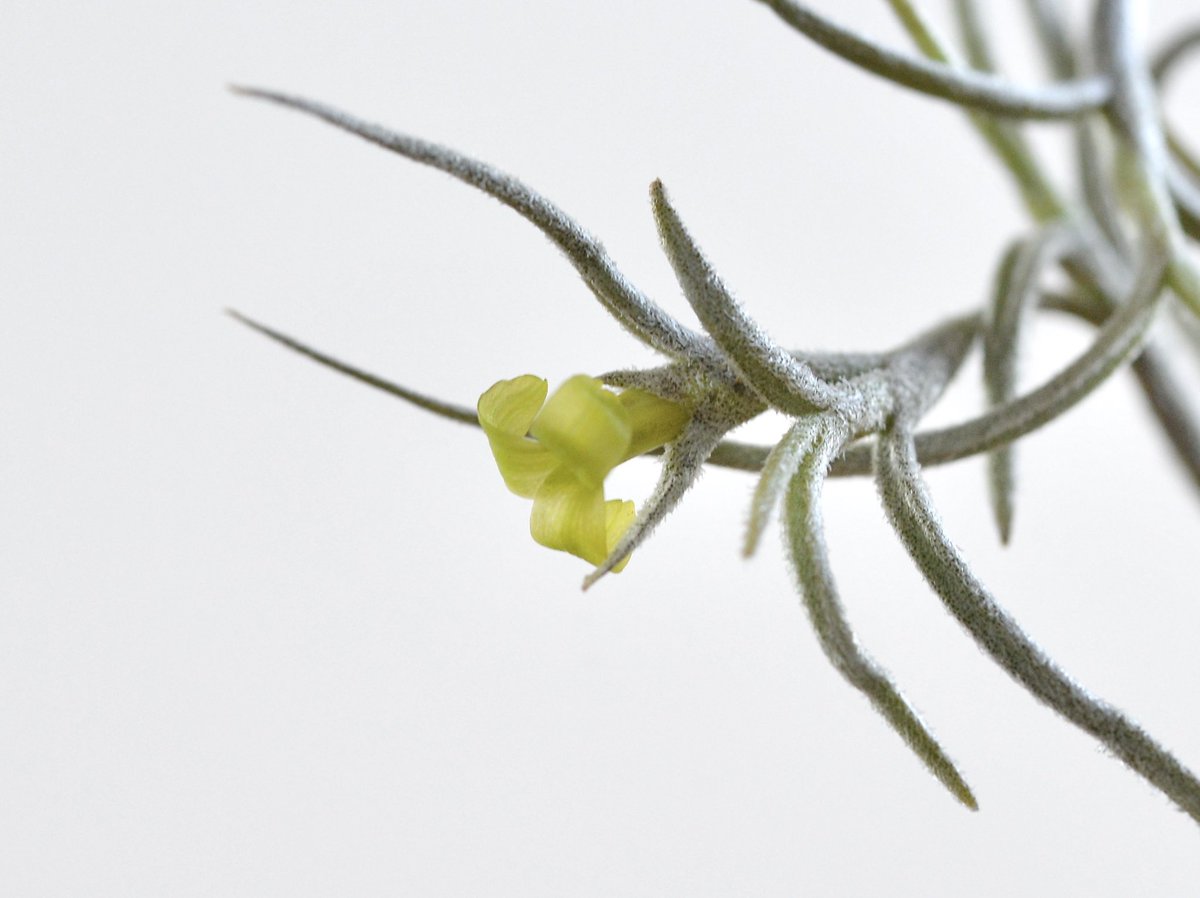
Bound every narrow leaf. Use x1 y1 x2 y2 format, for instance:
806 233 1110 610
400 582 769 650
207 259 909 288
875 424 1200 825
744 415 823 558
785 418 977 808
832 252 1168 475
755 0 1110 119
582 417 724 590
231 87 712 361
982 227 1078 542
227 309 480 425
650 180 863 417
1095 0 1200 315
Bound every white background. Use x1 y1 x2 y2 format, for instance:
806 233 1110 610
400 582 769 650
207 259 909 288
4 1 1200 894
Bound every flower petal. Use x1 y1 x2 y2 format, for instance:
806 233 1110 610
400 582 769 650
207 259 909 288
529 375 631 487
583 416 725 590
478 375 548 435
479 375 556 497
529 467 608 564
617 388 690 459
604 499 636 573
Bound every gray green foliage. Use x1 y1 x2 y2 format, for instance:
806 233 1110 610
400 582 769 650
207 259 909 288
230 1 1200 825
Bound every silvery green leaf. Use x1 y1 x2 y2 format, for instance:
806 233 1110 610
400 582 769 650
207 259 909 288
1094 0 1200 315
882 314 979 418
744 416 824 559
1150 22 1200 84
232 87 712 362
650 180 865 418
755 0 1110 119
227 309 481 426
952 0 996 72
582 416 727 590
885 0 1065 222
982 227 1079 543
875 423 1200 824
785 416 976 808
832 251 1168 475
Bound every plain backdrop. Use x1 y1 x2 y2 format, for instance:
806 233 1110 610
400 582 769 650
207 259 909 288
4 1 1200 894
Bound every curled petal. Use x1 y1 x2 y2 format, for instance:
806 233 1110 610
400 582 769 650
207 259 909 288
478 376 556 497
530 468 609 565
604 500 636 574
618 388 691 460
583 417 725 590
482 375 684 571
529 375 631 487
478 375 547 436
528 473 635 571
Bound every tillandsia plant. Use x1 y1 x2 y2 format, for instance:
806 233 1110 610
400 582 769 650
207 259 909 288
230 0 1200 823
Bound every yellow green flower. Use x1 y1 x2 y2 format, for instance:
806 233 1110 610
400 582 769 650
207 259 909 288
478 374 689 569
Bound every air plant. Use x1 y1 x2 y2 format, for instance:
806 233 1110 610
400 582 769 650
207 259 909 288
230 0 1200 824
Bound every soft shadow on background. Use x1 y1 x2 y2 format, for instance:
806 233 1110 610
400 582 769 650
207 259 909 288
3 1 1200 894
